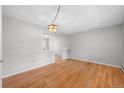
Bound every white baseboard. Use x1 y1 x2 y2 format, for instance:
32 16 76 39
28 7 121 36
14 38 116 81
3 57 120 78
2 63 52 78
68 57 120 68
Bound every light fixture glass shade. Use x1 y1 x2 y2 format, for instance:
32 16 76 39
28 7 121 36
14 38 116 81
48 24 58 32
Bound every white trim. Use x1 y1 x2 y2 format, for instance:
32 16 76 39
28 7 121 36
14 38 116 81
3 57 120 78
68 57 120 68
2 63 52 78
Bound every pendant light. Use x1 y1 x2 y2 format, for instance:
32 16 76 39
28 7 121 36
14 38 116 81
48 5 60 32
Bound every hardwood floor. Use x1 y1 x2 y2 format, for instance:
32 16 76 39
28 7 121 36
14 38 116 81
2 59 124 88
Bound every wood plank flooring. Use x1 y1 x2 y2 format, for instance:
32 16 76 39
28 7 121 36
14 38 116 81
2 59 124 88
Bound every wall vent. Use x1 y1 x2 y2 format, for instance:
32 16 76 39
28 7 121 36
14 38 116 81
120 65 124 73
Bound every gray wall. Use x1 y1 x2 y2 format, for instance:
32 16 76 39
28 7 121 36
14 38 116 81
3 16 54 77
69 24 123 66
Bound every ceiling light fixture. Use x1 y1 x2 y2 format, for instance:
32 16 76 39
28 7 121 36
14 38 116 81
48 5 60 32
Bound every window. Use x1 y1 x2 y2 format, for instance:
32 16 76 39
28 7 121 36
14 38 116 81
43 37 50 51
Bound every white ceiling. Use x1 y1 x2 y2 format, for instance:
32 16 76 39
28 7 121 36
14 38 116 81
2 5 124 34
